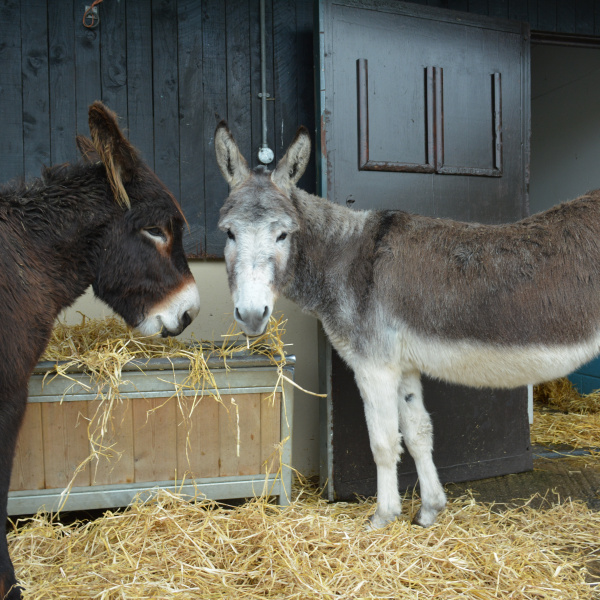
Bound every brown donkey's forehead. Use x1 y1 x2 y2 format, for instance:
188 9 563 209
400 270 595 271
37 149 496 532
130 168 187 224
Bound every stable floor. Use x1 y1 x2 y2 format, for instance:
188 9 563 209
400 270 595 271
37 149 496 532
445 446 600 588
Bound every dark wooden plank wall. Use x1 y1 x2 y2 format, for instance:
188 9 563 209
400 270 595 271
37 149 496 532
1 1 23 180
0 0 315 258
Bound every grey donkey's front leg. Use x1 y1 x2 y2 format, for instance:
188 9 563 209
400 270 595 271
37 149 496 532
353 363 404 529
398 372 447 527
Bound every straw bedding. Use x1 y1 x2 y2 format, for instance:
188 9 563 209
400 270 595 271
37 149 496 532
6 319 600 599
533 378 600 454
8 484 599 599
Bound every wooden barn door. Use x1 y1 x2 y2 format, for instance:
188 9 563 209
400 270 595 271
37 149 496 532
317 0 532 500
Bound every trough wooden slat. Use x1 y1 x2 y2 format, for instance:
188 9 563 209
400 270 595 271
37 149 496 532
176 395 221 479
132 396 179 484
93 399 135 487
42 400 90 490
260 393 283 476
10 404 44 492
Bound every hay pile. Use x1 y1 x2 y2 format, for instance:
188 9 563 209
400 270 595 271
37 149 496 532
8 482 599 599
535 379 600 415
533 379 600 452
42 313 288 384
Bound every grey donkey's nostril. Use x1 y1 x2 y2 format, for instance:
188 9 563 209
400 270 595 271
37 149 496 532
235 307 243 322
262 306 269 319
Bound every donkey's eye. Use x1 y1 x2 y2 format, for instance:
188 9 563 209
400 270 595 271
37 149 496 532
277 232 288 242
142 227 167 243
227 229 236 241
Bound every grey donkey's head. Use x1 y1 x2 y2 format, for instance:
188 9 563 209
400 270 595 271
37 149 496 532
215 122 311 336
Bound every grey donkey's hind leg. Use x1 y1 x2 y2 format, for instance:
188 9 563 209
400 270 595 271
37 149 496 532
398 372 446 527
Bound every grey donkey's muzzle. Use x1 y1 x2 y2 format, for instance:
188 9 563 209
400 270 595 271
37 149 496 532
234 305 271 337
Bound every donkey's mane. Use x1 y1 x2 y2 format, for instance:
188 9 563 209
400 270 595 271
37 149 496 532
290 186 369 237
0 161 107 203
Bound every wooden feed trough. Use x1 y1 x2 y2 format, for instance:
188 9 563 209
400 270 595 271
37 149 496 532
8 353 295 515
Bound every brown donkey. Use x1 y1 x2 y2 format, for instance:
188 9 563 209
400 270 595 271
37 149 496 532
0 102 200 599
216 120 600 532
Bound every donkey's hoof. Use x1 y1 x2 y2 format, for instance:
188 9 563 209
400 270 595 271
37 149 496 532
366 510 401 530
412 506 443 528
6 587 22 600
1 581 22 600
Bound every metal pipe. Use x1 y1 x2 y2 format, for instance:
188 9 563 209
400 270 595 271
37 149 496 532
258 0 274 164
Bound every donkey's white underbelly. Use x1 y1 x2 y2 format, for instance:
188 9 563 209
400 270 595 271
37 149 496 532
404 330 600 388
322 308 600 389
403 329 600 388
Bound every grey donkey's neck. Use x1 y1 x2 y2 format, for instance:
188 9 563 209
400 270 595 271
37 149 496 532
283 187 371 315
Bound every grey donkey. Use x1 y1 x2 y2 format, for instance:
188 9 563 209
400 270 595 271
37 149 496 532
215 120 600 529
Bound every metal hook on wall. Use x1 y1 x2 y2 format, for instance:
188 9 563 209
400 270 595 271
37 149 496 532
83 0 103 29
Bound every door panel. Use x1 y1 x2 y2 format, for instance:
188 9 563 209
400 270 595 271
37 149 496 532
317 0 532 501
322 1 529 222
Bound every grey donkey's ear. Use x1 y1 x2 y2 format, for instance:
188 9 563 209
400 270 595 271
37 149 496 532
272 126 311 192
214 121 251 189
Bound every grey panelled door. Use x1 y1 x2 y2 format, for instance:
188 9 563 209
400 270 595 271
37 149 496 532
318 0 532 501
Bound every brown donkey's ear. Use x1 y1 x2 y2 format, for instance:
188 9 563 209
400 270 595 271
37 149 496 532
214 120 252 189
88 101 139 208
76 135 101 164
